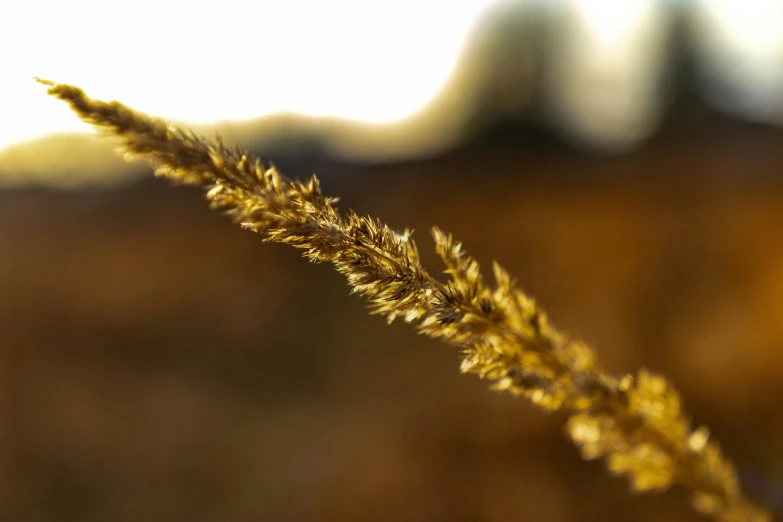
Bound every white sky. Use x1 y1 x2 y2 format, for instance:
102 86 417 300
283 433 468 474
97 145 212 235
691 0 783 123
0 0 495 152
2 0 782 160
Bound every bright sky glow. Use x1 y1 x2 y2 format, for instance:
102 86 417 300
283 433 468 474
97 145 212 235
547 0 668 150
697 0 783 51
691 0 783 122
571 0 655 50
0 0 493 153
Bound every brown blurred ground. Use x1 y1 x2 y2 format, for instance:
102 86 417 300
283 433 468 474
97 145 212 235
1 106 783 522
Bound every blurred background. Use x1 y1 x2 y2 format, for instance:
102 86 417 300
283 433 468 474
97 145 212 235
2 0 783 521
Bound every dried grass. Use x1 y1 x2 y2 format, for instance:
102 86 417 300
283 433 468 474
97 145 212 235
37 78 771 522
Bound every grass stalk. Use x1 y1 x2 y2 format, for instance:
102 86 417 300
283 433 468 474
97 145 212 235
37 78 771 521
